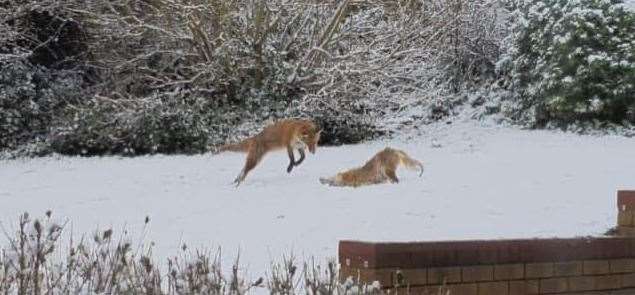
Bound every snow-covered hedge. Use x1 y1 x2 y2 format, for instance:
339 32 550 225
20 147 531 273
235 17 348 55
2 0 388 155
0 0 511 156
0 56 84 151
49 94 216 155
510 0 635 126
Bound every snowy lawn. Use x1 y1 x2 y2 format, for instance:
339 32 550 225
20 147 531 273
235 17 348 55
1 121 635 278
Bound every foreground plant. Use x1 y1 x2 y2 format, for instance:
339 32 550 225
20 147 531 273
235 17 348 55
0 212 384 294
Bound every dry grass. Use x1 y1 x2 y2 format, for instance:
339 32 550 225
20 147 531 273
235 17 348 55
0 212 387 294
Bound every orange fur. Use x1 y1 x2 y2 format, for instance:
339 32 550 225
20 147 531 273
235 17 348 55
219 119 322 186
320 147 423 187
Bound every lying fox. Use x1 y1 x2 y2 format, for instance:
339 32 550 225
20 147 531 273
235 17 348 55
219 119 322 186
320 147 423 187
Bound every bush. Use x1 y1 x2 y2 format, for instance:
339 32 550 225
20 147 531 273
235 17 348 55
510 0 635 126
1 0 512 156
0 56 84 151
49 93 221 155
286 95 385 146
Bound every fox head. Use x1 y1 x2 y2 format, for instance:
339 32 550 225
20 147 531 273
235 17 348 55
301 127 322 154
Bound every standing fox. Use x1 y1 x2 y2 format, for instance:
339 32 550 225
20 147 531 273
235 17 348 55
219 119 322 186
319 147 423 187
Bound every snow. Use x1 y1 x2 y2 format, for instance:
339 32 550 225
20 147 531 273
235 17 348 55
1 120 635 281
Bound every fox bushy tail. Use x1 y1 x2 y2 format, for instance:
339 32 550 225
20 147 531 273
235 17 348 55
218 138 254 153
398 151 424 177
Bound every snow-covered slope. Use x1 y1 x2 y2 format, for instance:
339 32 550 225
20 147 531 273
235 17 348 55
1 121 635 278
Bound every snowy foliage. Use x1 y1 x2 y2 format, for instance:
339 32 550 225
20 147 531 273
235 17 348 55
0 55 84 152
49 94 217 155
1 0 513 156
508 0 635 126
10 0 631 155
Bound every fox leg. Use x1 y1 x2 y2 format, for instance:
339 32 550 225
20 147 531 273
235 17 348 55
385 168 399 183
234 149 264 186
295 148 305 166
287 147 307 173
286 146 296 173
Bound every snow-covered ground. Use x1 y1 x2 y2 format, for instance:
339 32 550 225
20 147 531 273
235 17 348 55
1 120 635 280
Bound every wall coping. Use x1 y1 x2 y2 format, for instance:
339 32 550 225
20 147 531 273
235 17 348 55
340 236 635 269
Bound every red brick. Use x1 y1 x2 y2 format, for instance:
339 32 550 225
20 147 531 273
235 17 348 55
375 247 417 269
554 261 583 277
596 238 633 259
526 263 554 278
396 268 427 287
618 226 635 237
567 275 623 292
618 190 635 210
446 283 478 295
478 281 508 295
621 273 635 288
412 242 456 268
347 268 393 287
568 276 595 292
594 274 621 290
531 239 577 262
540 278 568 293
427 267 462 284
462 265 494 282
509 280 539 295
618 210 633 226
339 241 376 268
584 260 611 275
340 237 635 271
395 285 442 295
495 264 525 280
477 242 500 264
449 242 477 265
519 239 552 262
339 266 364 282
612 288 635 295
498 240 523 264
610 258 635 273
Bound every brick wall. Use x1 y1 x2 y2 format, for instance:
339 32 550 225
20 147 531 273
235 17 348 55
339 190 635 294
617 190 635 236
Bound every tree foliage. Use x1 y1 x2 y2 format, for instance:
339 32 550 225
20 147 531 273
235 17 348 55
510 0 635 126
